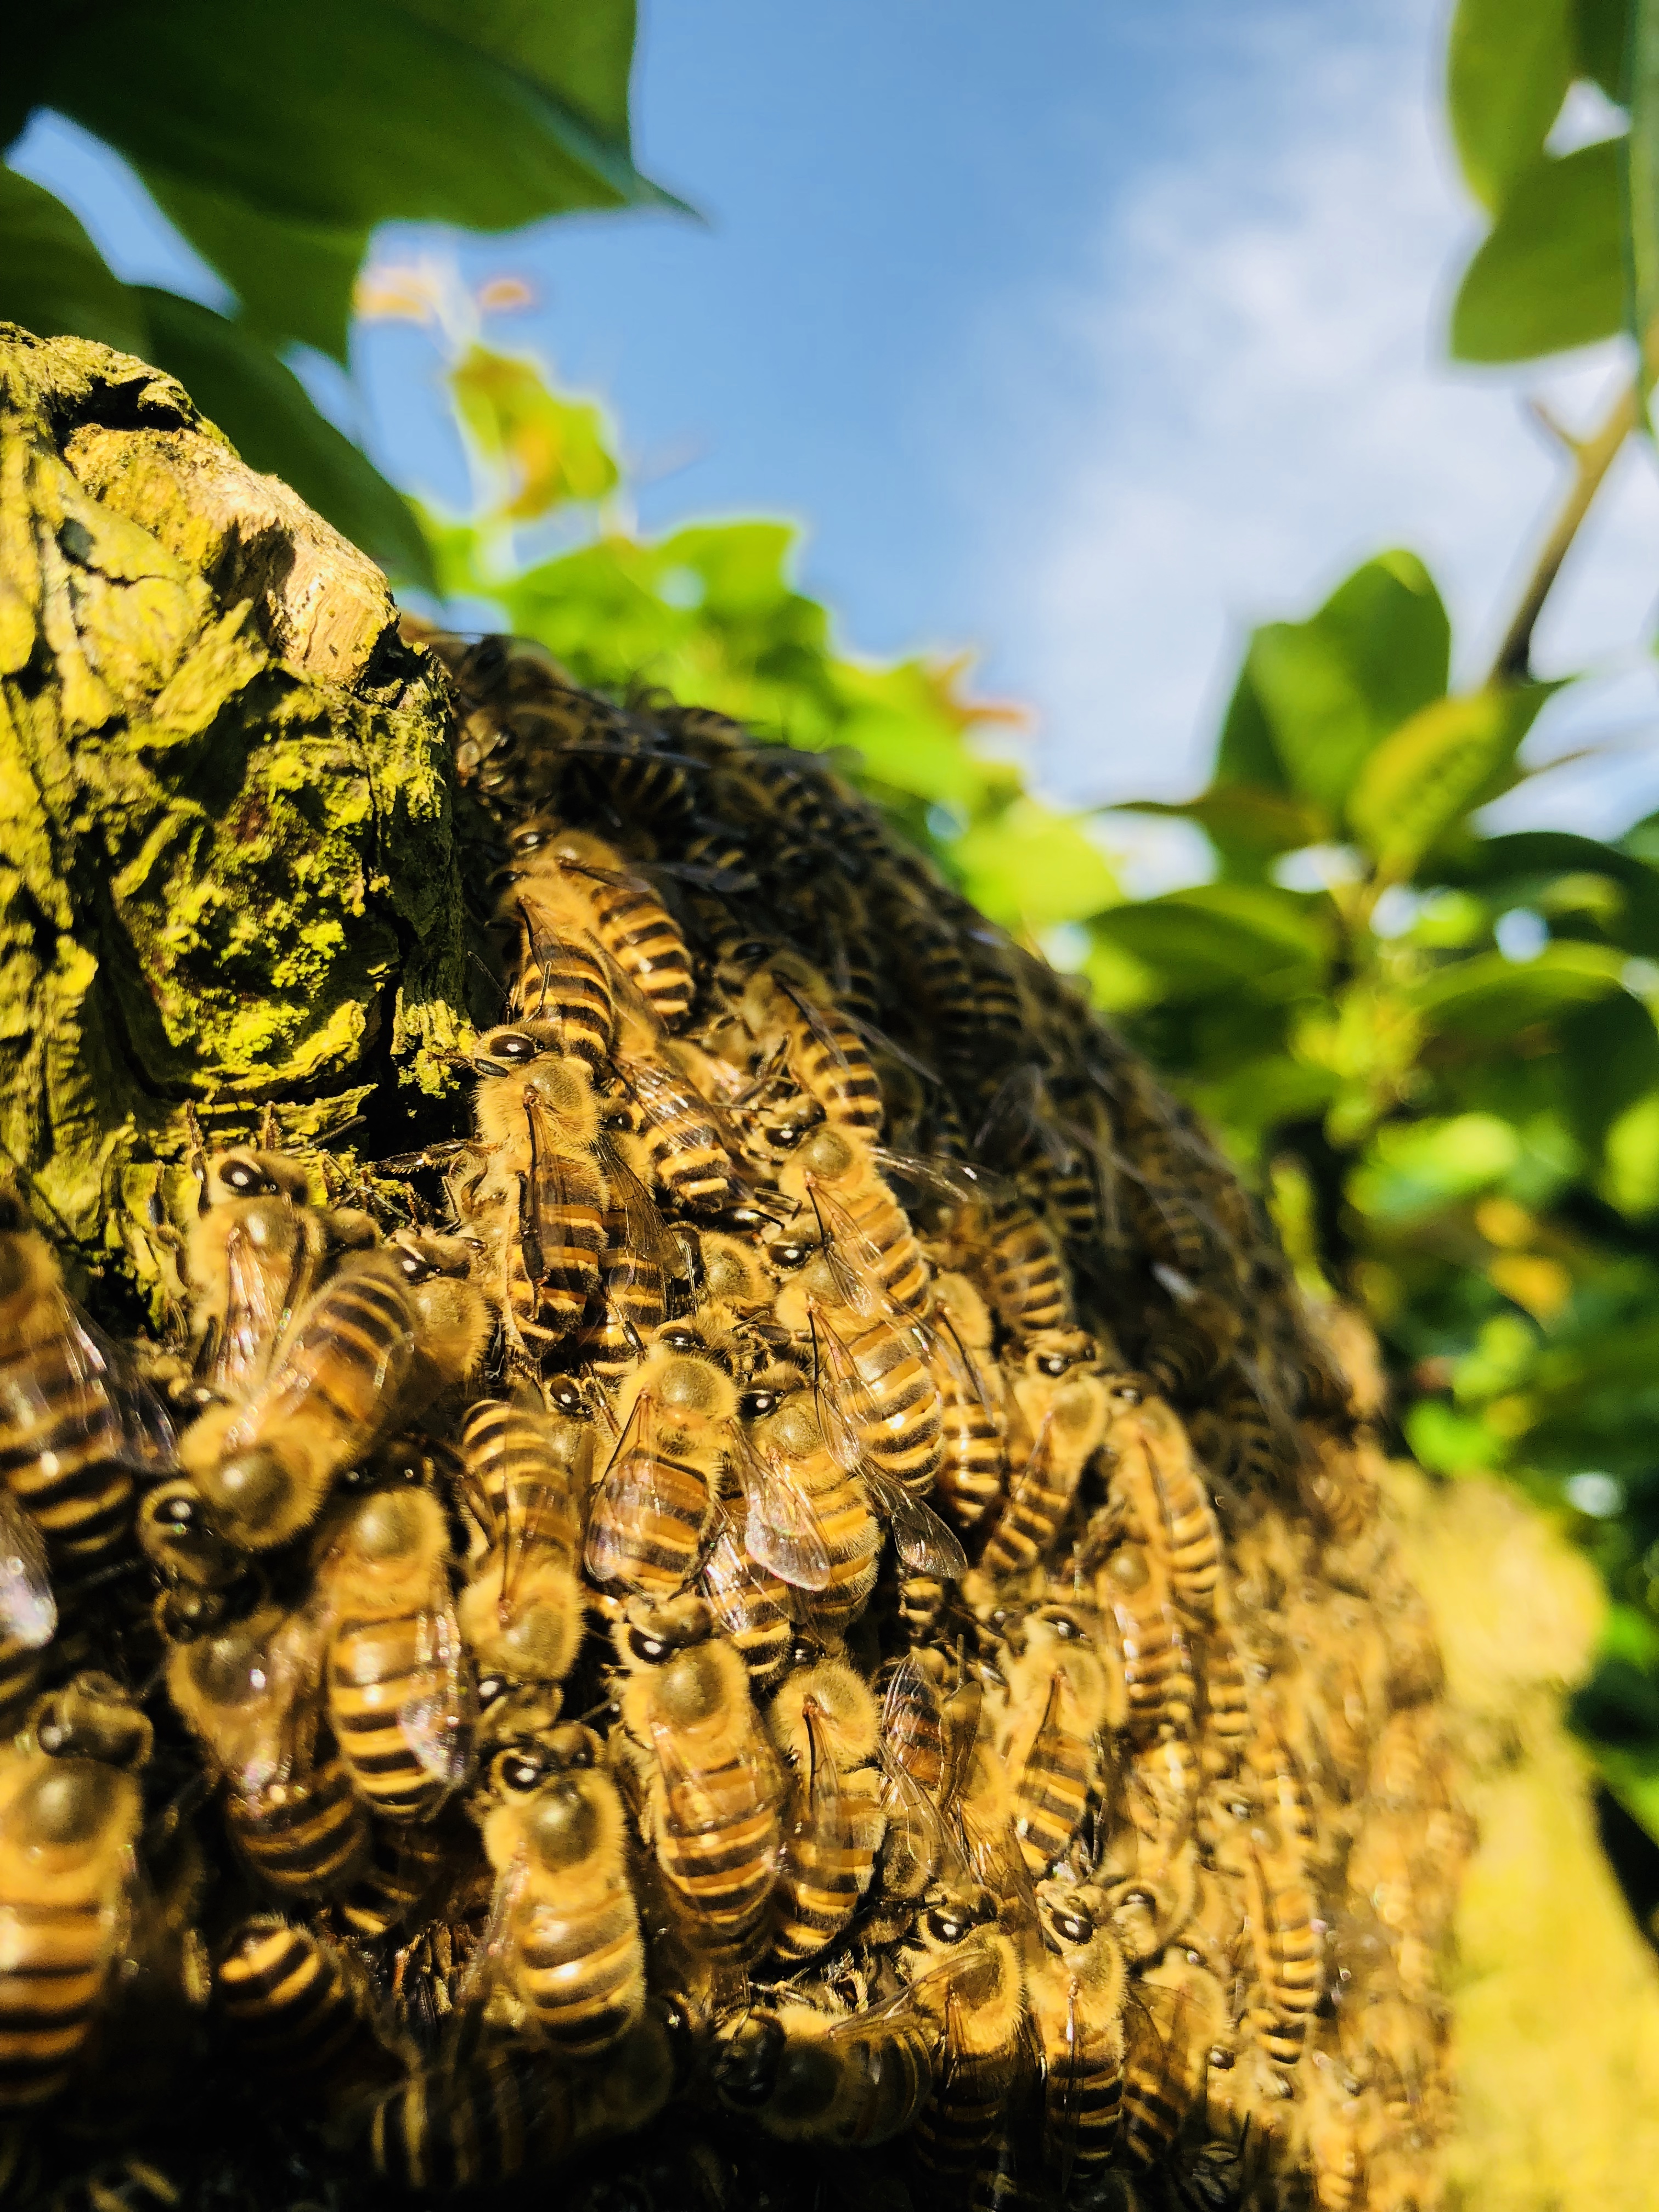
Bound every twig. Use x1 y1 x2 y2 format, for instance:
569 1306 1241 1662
1488 375 1641 684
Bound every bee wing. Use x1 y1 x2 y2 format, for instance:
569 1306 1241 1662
836 1011 940 1088
216 1213 313 1390
731 1431 832 1593
799 1183 888 1318
0 1490 54 1649
456 1839 531 2017
522 1094 599 1289
649 1701 783 1842
806 1307 887 1472
870 1147 1016 1209
938 1675 984 1818
701 1509 798 1627
773 976 856 1081
788 1700 845 1857
618 1053 746 1161
595 1130 675 1285
916 1304 992 1415
583 1392 679 1587
861 1466 968 1580
400 1584 477 1786
230 1604 330 1795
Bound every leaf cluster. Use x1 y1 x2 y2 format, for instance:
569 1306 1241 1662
0 1 674 583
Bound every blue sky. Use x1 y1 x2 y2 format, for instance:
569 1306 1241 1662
13 0 1659 866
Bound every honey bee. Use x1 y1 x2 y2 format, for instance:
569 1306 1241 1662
1198 1620 1252 1779
735 1391 877 1647
767 1660 887 1963
0 1733 144 2105
319 1486 476 1821
773 1259 945 1500
186 1150 323 1395
585 1329 736 1598
612 1594 782 1965
166 1605 371 1901
1103 1385 1222 1627
367 2043 572 2191
969 1200 1075 1344
981 1368 1108 1579
1125 1733 1202 1886
699 1511 794 1694
1000 1611 1111 1876
498 894 618 1072
215 1916 391 2085
501 821 695 1028
1093 1542 1196 1745
929 1272 1007 1531
455 1398 588 1686
902 1881 1029 2184
469 1024 607 1342
1119 1954 1225 2168
613 1044 751 1215
1218 1819 1322 2069
1028 1878 1127 2186
0 1492 54 1737
736 958 884 1137
182 1240 486 1550
780 1127 929 1316
335 1819 447 1939
476 1721 645 2057
0 1185 162 1570
708 1985 938 2147
1304 2053 1374 2212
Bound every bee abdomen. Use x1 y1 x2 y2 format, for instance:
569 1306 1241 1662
516 1897 644 2057
216 1921 368 2075
336 1823 445 1939
370 2051 562 2191
0 1898 107 2107
0 1344 134 1567
590 885 693 1027
329 1613 452 1820
229 1758 371 1899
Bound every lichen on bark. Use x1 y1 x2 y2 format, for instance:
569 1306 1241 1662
0 324 474 1314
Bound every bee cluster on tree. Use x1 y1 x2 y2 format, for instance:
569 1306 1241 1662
0 632 1469 2212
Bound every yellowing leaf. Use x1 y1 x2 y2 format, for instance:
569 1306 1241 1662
451 346 619 520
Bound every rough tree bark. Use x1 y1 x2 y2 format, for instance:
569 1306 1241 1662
0 323 475 1320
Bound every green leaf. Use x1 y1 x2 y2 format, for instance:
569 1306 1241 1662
0 170 149 357
1405 1397 1506 1471
952 803 1118 932
1118 787 1330 884
1629 0 1659 379
1347 683 1555 876
1576 0 1634 99
1214 659 1287 794
1088 884 1328 1003
1351 1113 1524 1222
1448 0 1575 212
1242 553 1451 814
137 290 434 587
1603 1087 1659 1213
1559 992 1659 1149
1407 940 1628 1037
143 175 366 363
1451 138 1627 361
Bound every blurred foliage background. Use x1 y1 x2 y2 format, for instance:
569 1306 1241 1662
11 0 1659 2163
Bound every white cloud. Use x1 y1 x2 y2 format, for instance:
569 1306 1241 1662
984 0 1659 841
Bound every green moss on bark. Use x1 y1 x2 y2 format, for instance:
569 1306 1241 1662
0 324 470 1310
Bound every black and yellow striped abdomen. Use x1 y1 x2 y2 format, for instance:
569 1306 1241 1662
585 878 693 1028
228 1756 371 1900
0 1333 134 1570
507 909 616 1074
510 1883 644 2057
328 1611 451 1821
216 1920 369 2077
0 1897 111 2107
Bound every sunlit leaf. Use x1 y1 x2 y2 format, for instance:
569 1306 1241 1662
1575 0 1633 99
1088 884 1329 1003
0 170 149 357
1121 785 1329 882
1239 552 1451 815
1350 1113 1525 1222
952 803 1118 931
1347 683 1555 875
1448 0 1575 212
144 175 368 363
1603 1089 1659 1215
1451 138 1627 361
1407 941 1628 1038
452 346 619 520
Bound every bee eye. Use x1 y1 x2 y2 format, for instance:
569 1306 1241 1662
490 1030 540 1062
927 1910 967 1944
740 1389 781 1421
763 1125 804 1149
466 637 509 684
1208 2043 1235 2070
392 1246 438 1283
734 941 771 964
546 1379 586 1414
1040 1356 1068 1377
771 1244 810 1271
496 1752 548 1795
659 1325 701 1352
476 1674 509 1709
1056 1911 1094 1942
1112 1383 1142 1406
629 1630 669 1664
221 1159 277 1198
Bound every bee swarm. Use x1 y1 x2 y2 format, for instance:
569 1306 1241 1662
0 492 1468 2209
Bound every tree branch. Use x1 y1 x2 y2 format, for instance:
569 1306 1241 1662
1488 375 1641 685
